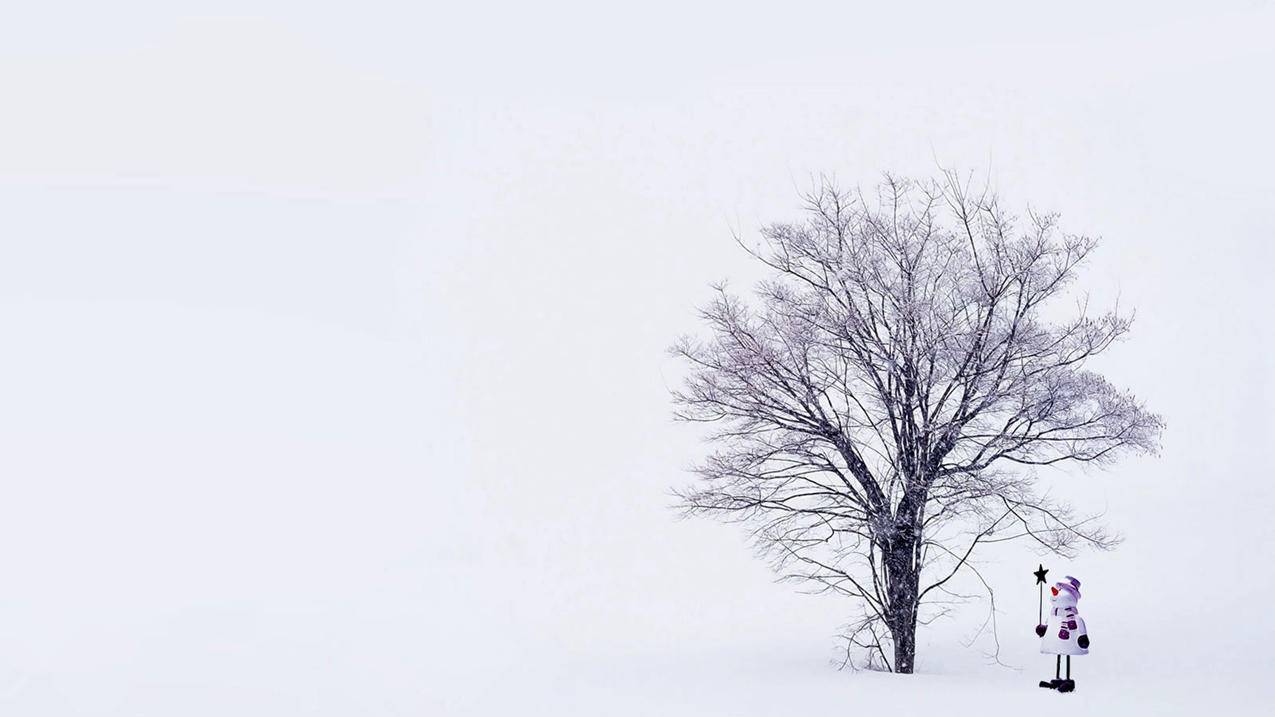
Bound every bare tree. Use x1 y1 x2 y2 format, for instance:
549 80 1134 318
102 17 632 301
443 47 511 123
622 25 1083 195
670 173 1162 673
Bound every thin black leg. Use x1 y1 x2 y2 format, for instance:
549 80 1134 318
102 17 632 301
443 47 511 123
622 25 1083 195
1066 655 1071 679
1040 654 1065 689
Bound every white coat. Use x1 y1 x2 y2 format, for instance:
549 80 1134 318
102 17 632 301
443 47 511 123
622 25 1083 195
1040 585 1089 656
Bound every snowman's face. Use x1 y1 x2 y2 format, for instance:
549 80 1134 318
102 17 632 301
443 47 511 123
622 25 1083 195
1049 584 1079 608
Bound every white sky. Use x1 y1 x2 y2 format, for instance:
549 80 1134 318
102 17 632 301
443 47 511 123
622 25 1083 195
1 2 1272 714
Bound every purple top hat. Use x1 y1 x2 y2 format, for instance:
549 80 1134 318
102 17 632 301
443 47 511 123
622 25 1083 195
1055 575 1082 599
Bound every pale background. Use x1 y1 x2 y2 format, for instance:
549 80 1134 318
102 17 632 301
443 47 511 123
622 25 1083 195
1 2 1271 715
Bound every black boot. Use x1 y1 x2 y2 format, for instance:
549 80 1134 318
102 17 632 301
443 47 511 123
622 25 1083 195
1038 679 1064 689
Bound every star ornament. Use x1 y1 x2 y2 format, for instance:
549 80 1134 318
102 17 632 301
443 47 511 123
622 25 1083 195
1033 564 1049 585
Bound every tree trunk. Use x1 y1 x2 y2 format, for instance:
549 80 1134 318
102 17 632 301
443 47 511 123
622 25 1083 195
885 540 921 674
890 609 917 674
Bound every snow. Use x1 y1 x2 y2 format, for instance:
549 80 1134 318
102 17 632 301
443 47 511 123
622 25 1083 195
1 1 1273 715
448 661 1261 717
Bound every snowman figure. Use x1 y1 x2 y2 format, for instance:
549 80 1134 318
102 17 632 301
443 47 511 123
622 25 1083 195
1036 575 1090 693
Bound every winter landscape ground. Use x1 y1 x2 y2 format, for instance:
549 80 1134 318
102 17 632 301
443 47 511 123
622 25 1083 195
1 2 1272 715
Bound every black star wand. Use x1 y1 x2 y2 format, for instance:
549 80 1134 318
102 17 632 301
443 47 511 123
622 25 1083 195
1033 564 1049 625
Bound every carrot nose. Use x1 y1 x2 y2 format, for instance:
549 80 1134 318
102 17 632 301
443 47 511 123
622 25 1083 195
1050 587 1059 596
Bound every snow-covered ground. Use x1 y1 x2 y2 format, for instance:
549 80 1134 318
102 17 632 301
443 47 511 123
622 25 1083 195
1 2 1272 715
444 650 1269 716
